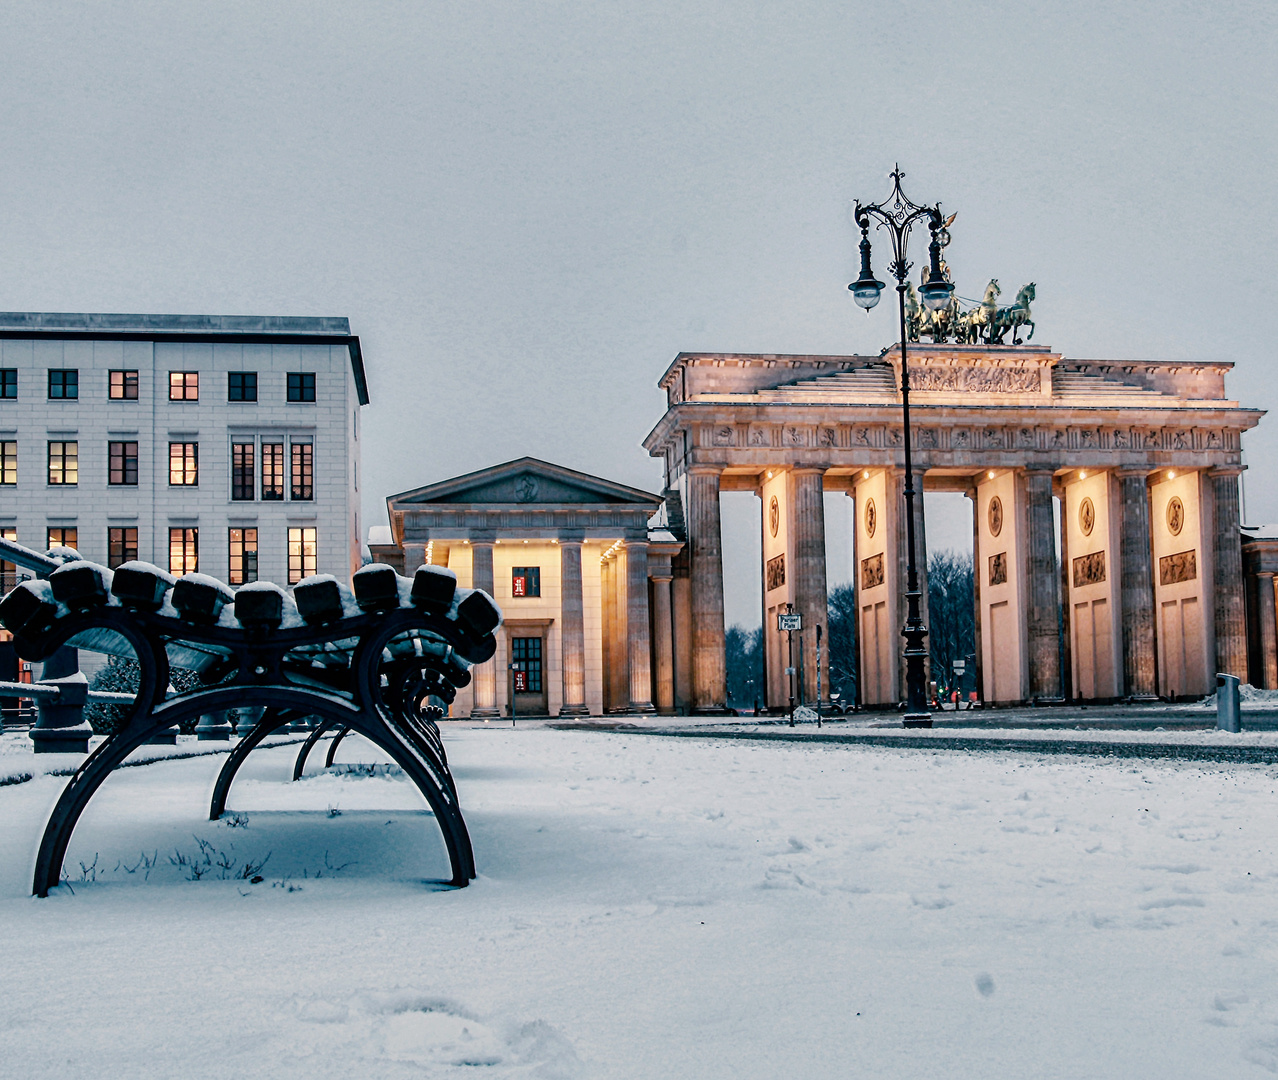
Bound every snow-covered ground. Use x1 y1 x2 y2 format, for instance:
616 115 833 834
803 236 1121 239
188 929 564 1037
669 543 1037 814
2 726 1277 1078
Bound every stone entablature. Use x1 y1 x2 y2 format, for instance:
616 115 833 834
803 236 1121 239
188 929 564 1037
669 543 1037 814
645 345 1258 490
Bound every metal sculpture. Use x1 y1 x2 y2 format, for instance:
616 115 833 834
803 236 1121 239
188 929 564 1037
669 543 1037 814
0 544 501 897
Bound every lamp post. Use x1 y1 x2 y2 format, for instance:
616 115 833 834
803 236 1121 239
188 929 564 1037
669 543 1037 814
848 166 954 728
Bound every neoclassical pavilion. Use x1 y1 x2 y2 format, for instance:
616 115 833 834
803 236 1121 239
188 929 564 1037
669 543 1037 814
374 459 683 717
642 342 1263 709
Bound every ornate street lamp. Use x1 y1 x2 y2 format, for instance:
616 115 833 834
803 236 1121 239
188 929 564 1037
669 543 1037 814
849 166 953 727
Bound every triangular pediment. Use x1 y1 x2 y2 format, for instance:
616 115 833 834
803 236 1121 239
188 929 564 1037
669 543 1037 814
388 457 662 508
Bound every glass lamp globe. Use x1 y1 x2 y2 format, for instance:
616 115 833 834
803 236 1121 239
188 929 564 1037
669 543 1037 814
919 277 953 311
849 276 884 310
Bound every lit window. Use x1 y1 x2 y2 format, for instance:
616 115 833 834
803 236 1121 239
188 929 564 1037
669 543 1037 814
512 566 541 597
1 526 17 595
47 442 78 485
229 527 258 585
261 443 284 500
228 372 257 402
47 527 78 551
168 372 199 401
232 442 255 500
287 526 316 584
108 527 138 569
290 443 313 500
286 372 315 402
109 370 139 400
0 441 15 485
0 369 16 399
169 442 198 486
48 370 78 399
169 527 198 576
109 441 139 486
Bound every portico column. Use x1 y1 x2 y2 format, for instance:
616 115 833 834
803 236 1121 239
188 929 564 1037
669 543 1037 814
626 540 656 713
403 543 427 574
558 539 589 715
1212 468 1247 678
1257 572 1278 690
1025 469 1062 702
792 468 828 705
469 540 500 718
651 566 675 714
1118 470 1157 700
688 467 727 712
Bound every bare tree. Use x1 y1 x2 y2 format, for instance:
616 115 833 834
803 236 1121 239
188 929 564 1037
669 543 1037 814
725 625 763 712
826 584 858 707
927 549 974 698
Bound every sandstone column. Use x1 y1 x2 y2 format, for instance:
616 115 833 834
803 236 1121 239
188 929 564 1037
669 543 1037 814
625 540 655 712
600 555 615 710
1025 469 1063 701
791 469 828 705
402 543 427 574
1212 468 1247 678
1118 470 1157 700
558 539 589 715
469 540 500 718
688 467 727 712
608 547 629 711
1257 572 1278 690
651 565 675 714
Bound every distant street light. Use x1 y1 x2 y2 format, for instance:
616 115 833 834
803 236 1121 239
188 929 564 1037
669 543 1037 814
849 166 954 728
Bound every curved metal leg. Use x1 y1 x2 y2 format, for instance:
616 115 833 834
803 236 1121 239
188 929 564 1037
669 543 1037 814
33 715 181 897
292 719 335 781
208 708 291 820
346 710 475 885
324 724 352 768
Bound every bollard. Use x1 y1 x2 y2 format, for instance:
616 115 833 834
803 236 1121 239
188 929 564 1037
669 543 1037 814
195 709 233 741
1216 672 1241 733
29 667 92 754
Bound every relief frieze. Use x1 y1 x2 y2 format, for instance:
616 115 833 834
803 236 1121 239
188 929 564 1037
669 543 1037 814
861 552 885 590
908 367 1041 394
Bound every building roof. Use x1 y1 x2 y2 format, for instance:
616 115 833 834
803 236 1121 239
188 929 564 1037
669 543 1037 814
0 311 369 405
387 457 663 509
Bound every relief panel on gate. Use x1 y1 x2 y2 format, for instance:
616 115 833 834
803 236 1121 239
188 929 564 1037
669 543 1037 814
1073 550 1106 588
766 553 786 592
1159 549 1197 586
861 552 884 590
989 552 1008 586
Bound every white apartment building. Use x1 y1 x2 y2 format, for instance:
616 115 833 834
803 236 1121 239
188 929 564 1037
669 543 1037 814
0 313 368 589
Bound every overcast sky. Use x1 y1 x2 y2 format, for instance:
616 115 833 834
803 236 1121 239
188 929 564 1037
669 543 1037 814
2 2 1275 626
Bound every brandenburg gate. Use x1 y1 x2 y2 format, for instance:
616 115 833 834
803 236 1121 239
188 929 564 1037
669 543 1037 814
642 342 1262 710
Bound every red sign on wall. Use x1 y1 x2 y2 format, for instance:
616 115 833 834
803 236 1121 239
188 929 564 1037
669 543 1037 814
512 576 526 597
514 670 528 691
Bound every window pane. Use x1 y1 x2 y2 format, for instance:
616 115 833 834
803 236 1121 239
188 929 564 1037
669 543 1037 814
109 441 139 486
47 527 78 551
47 441 77 485
287 526 317 584
48 370 78 399
262 443 284 500
0 441 15 485
0 369 17 398
169 527 198 576
169 443 198 485
290 443 313 500
108 527 138 569
169 372 198 401
512 567 541 598
228 372 258 402
228 527 258 585
232 442 255 500
287 372 316 402
109 370 139 400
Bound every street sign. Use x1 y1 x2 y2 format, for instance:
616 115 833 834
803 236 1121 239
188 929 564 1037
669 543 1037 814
777 613 802 632
953 660 966 673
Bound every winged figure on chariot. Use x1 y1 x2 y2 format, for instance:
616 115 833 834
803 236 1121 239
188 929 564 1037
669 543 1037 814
900 213 1037 345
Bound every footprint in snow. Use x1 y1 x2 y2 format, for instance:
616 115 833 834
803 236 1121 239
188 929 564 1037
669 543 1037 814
974 973 995 998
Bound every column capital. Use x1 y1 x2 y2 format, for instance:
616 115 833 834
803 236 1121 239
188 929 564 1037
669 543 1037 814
1114 467 1154 481
1209 465 1245 479
687 464 725 477
1021 466 1057 478
556 531 585 545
